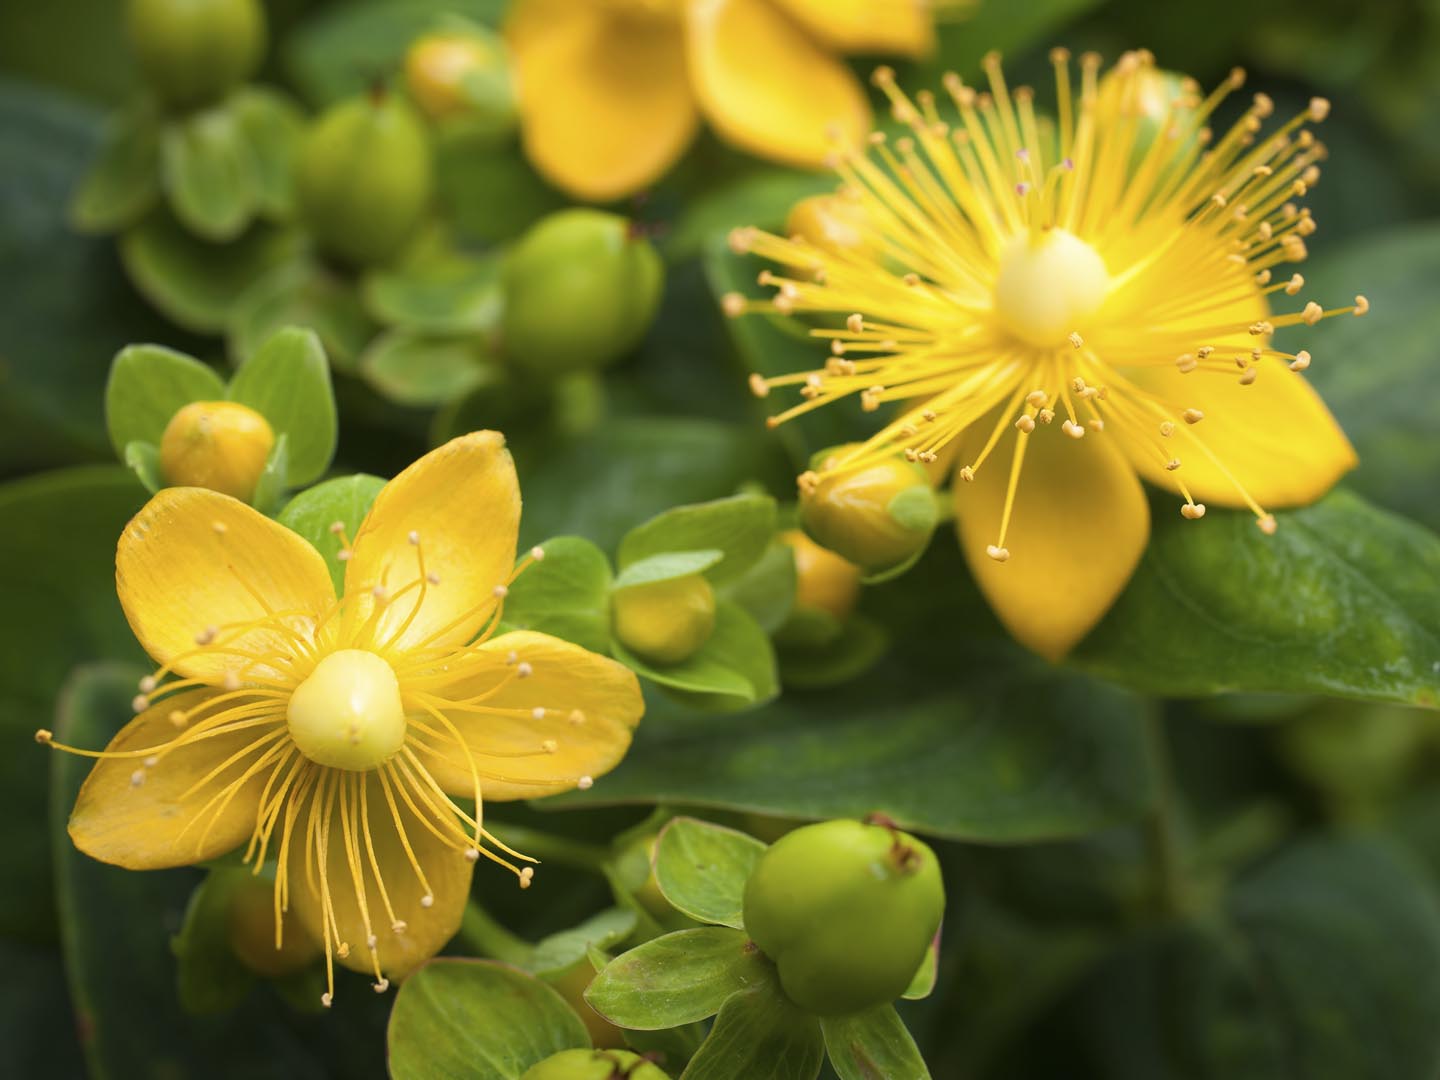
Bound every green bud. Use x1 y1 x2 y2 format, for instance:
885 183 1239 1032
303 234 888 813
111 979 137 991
1098 65 1199 173
799 449 937 574
502 209 663 376
742 818 944 1016
520 1049 670 1080
612 574 715 666
126 0 266 110
296 92 433 267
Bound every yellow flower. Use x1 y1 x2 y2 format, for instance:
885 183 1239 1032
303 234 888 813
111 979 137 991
504 0 947 202
729 51 1366 660
39 432 643 1003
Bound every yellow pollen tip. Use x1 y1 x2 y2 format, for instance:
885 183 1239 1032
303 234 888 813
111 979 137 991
1257 514 1278 535
1181 503 1207 520
985 545 1011 563
35 728 52 744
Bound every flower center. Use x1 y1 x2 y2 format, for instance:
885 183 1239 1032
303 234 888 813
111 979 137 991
287 649 406 771
992 228 1110 348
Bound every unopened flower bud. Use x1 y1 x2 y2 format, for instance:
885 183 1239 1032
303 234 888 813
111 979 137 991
781 529 860 622
785 193 873 256
126 0 266 110
611 573 715 666
159 400 274 501
404 29 516 131
799 449 937 574
226 873 321 977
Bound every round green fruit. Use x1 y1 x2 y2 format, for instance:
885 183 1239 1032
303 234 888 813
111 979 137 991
520 1048 670 1080
502 209 663 376
296 93 433 267
611 574 715 666
126 0 266 110
742 818 944 1016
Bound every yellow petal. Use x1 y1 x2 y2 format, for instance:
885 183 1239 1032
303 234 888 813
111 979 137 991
285 771 473 981
507 0 698 201
954 420 1150 661
68 689 275 870
768 0 935 57
419 630 643 802
1119 357 1356 508
117 488 335 683
343 432 520 655
686 0 871 169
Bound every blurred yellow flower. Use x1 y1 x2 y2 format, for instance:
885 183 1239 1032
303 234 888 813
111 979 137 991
40 432 643 1002
730 51 1366 659
505 0 949 201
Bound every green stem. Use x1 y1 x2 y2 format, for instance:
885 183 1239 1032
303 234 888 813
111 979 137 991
1142 710 1190 917
458 902 532 964
489 821 611 874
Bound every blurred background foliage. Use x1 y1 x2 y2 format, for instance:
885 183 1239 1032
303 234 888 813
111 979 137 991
1 0 1438 1077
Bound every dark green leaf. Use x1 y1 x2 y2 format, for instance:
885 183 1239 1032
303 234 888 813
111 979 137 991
362 253 504 336
587 927 767 1030
910 0 1105 83
230 87 305 221
106 343 225 456
278 474 385 593
70 105 160 234
229 262 377 372
1075 490 1440 708
436 130 568 244
171 870 255 1016
359 330 499 407
613 550 725 591
228 326 337 486
123 440 163 493
620 494 777 586
778 616 889 690
653 817 766 930
666 168 832 262
501 536 614 655
387 959 589 1080
680 981 824 1080
613 602 778 707
160 103 260 242
821 1006 931 1080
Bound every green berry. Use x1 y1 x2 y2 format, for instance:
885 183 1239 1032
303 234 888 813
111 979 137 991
612 574 716 666
126 0 266 110
520 1048 670 1080
502 209 663 375
296 92 433 268
742 818 944 1016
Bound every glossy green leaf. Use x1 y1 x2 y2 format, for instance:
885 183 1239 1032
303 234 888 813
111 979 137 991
278 474 385 593
70 105 160 234
360 330 499 408
171 870 255 1016
119 213 304 334
902 936 938 1001
362 253 504 336
387 959 589 1080
524 908 638 977
228 326 337 486
721 541 797 635
160 103 259 242
613 550 724 591
1075 491 1440 708
653 817 766 930
680 980 824 1080
620 494 777 586
229 262 377 372
586 927 767 1030
230 88 304 221
821 1006 931 1080
613 602 778 707
106 343 225 456
501 536 614 655
123 440 163 493
552 668 1148 843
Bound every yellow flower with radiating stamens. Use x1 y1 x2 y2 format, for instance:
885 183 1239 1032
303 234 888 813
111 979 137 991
505 0 963 202
729 50 1367 660
38 432 643 1004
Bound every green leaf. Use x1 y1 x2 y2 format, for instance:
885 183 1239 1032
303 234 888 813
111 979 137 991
821 1006 931 1080
171 870 255 1016
680 981 824 1080
123 440 163 493
902 936 937 1001
0 469 144 939
388 959 589 1080
666 167 833 262
278 474 385 593
1074 490 1440 708
230 87 304 221
1288 223 1440 531
118 213 305 335
105 343 225 456
778 616 889 690
910 0 1105 84
362 253 504 336
359 330 499 408
653 817 766 930
620 494 777 586
437 130 568 245
586 927 767 1030
550 668 1148 843
721 540 797 635
228 326 337 487
229 262 377 372
524 908 638 978
250 433 289 514
501 536 614 655
160 103 260 243
70 105 160 234
613 550 725 591
613 602 778 707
